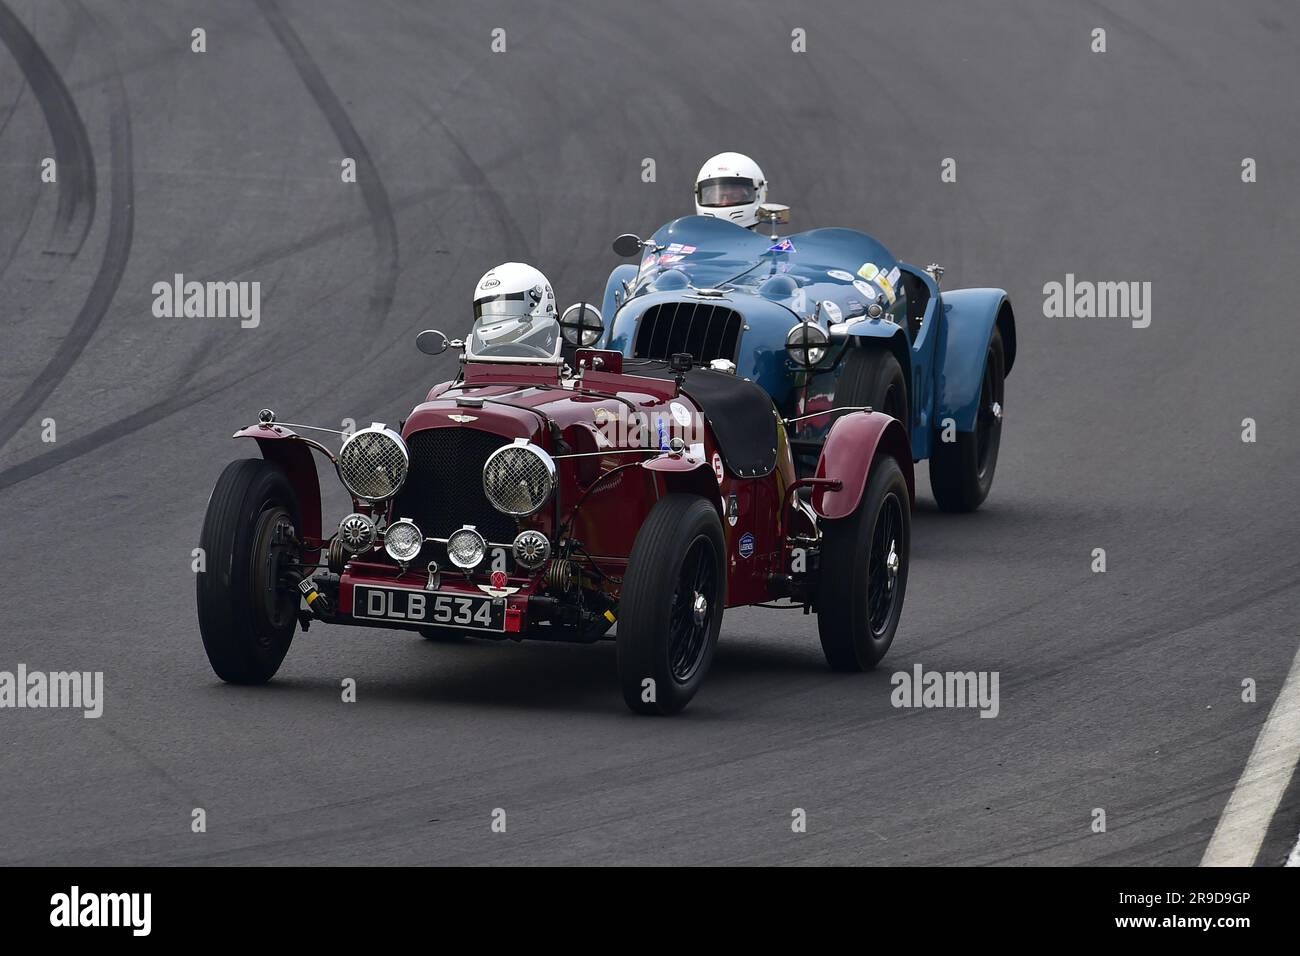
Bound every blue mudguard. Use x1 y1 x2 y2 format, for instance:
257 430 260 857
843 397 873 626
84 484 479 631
933 288 1016 432
598 264 640 347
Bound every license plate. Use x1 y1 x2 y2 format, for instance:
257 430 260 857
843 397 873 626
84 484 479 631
352 585 505 631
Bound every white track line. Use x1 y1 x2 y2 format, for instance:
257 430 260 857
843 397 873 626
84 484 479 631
1202 641 1300 866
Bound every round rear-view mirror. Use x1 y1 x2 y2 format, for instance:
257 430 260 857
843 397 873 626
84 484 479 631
612 234 644 258
415 329 449 355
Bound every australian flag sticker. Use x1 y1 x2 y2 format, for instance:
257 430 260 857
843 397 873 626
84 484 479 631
767 238 795 254
738 532 756 558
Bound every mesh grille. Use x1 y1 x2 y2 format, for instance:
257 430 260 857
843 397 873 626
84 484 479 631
483 445 554 515
391 428 516 565
338 429 408 500
633 302 744 363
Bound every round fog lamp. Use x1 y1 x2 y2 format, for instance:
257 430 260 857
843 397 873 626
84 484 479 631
384 518 424 563
447 526 487 570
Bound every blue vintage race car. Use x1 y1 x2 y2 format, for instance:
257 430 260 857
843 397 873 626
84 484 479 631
581 213 1016 511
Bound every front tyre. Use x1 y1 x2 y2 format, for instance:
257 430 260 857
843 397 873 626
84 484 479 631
835 347 909 431
197 458 302 683
617 495 726 715
816 455 910 671
929 327 1005 512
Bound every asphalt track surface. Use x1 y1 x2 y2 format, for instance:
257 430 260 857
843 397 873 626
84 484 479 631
1 0 1298 866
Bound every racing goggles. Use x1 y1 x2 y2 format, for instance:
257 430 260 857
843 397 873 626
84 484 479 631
696 177 756 207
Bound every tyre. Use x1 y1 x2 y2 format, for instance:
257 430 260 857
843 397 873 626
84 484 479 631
816 454 910 671
617 495 726 715
197 458 302 683
835 347 908 430
929 327 1005 512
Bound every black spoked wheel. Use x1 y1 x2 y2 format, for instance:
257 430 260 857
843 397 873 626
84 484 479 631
817 454 911 671
867 491 904 636
667 538 718 683
197 458 302 683
929 327 1005 512
618 495 726 715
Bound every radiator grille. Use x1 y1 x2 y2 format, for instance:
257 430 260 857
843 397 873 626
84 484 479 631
632 302 743 363
390 428 517 564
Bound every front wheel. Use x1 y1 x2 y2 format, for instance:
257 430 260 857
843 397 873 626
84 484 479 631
929 327 1005 512
617 495 726 715
816 455 911 671
835 347 909 430
197 459 302 683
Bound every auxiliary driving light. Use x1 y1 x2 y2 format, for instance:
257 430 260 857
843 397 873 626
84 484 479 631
446 526 487 570
383 518 424 563
337 513 377 555
512 529 551 569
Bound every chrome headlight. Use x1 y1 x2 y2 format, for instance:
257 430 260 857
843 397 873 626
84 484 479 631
446 526 486 569
337 424 408 502
786 322 829 366
337 513 377 555
384 518 424 563
483 440 556 516
559 303 605 347
512 529 551 569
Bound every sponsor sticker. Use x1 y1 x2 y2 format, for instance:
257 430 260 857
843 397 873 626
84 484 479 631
876 270 896 303
670 402 693 427
853 279 877 299
887 266 901 286
738 532 755 559
857 262 879 281
712 451 725 484
481 277 500 289
827 269 855 282
821 300 842 323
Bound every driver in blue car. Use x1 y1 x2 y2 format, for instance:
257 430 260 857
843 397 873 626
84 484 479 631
693 152 768 230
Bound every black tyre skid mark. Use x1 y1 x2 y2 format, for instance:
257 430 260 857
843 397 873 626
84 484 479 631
0 1 132 455
0 0 95 252
0 1 402 491
253 0 398 331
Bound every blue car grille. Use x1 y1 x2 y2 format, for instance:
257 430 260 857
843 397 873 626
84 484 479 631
632 302 743 364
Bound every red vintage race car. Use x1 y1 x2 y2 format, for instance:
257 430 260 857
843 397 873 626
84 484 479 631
196 310 914 715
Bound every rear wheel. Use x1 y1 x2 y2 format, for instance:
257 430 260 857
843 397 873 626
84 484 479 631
197 459 302 683
617 495 726 715
816 455 910 671
929 327 1005 512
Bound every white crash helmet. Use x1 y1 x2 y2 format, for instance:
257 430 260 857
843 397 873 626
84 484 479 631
694 152 768 229
470 262 558 354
